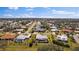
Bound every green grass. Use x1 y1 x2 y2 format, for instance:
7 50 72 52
0 33 79 51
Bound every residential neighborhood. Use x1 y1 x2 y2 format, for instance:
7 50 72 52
0 18 79 51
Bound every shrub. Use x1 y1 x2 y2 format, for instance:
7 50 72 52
53 40 70 48
72 47 79 51
37 44 64 51
27 34 36 47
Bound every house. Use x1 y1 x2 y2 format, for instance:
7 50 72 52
15 34 31 42
14 29 24 32
56 34 68 42
24 33 31 39
53 34 69 47
21 26 26 29
0 29 3 32
35 28 45 32
74 31 79 33
50 25 58 32
73 34 79 44
36 34 48 43
34 24 46 32
0 32 16 40
61 29 73 33
75 28 79 31
74 28 79 33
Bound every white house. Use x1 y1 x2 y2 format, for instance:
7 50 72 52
15 34 31 42
50 25 58 32
36 34 48 42
73 34 79 44
56 34 68 41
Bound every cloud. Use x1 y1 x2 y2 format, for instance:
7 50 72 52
50 9 79 18
8 7 19 10
52 13 79 18
29 12 33 15
2 8 79 18
25 7 34 11
20 14 30 18
3 14 14 18
13 13 36 18
43 7 51 10
27 8 33 11
52 10 75 15
2 13 35 18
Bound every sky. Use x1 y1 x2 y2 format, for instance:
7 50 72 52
0 7 79 18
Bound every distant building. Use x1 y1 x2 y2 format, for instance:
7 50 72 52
14 29 24 32
50 25 58 32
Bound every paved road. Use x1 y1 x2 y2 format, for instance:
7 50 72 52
26 21 37 33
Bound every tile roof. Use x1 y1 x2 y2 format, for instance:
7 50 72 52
62 29 73 32
1 32 16 39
